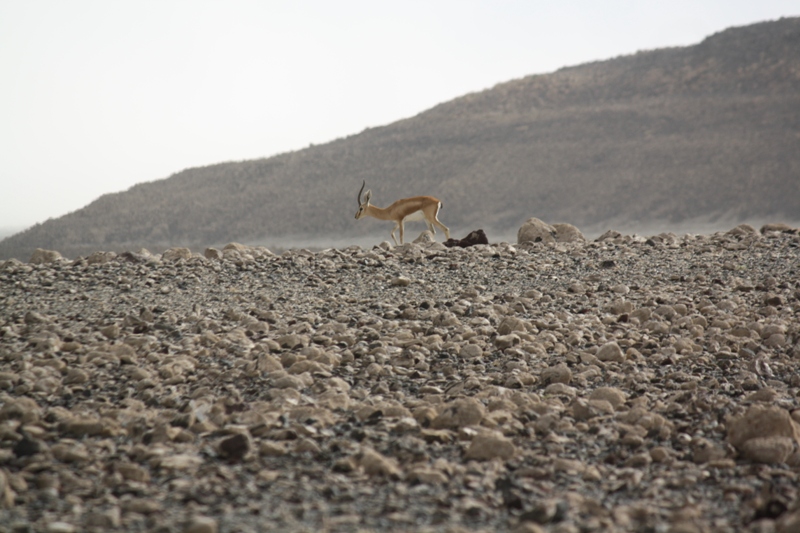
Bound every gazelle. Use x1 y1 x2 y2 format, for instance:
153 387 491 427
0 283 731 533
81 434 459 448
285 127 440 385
355 181 450 245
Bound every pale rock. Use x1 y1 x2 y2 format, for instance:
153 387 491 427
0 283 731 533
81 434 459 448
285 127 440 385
589 387 627 409
431 398 486 429
287 360 328 375
295 438 322 454
223 242 249 252
611 284 631 295
0 397 42 424
728 405 800 464
544 382 577 398
33 375 60 394
777 510 800 533
121 498 163 514
162 247 193 261
45 522 76 533
100 324 121 339
541 364 572 385
273 375 305 390
359 448 402 479
625 452 652 468
728 405 800 446
157 454 204 471
51 441 90 463
390 276 412 287
596 342 625 363
116 463 151 483
567 282 587 294
413 231 434 243
318 390 351 410
495 334 521 350
497 316 528 335
85 508 121 529
86 251 117 264
596 230 622 241
654 305 677 320
745 388 779 403
740 437 796 464
571 398 614 420
259 441 288 457
184 516 218 533
459 344 484 359
24 311 48 325
63 368 89 385
764 333 786 348
0 468 15 508
407 466 449 485
256 354 283 373
517 218 557 244
727 224 758 236
29 249 63 264
760 222 794 233
277 334 309 350
618 408 673 438
553 457 586 474
692 438 728 464
204 248 224 260
552 223 586 242
650 447 672 463
59 417 109 438
512 523 546 533
465 431 517 461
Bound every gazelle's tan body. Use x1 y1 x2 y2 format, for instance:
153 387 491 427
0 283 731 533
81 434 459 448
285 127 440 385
355 182 450 245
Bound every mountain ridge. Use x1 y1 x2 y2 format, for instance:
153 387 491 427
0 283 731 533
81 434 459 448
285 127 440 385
2 17 799 260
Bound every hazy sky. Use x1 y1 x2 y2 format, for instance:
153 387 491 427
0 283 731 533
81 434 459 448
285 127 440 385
1 1 797 231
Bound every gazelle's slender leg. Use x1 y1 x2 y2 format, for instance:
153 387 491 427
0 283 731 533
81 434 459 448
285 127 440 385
399 220 405 245
434 219 450 240
432 206 450 239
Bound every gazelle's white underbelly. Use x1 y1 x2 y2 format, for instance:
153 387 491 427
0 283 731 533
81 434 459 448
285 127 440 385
403 210 426 222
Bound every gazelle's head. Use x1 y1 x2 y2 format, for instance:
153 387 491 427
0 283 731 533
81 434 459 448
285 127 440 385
355 180 372 219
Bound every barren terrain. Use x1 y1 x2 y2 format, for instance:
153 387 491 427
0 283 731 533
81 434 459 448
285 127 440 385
1 224 800 532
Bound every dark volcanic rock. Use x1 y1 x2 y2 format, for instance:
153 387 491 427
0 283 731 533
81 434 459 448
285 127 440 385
444 229 489 248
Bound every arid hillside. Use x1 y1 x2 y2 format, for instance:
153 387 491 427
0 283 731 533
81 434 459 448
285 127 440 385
2 17 799 260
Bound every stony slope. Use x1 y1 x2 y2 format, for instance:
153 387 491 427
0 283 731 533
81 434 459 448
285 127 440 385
0 224 799 532
1 18 799 262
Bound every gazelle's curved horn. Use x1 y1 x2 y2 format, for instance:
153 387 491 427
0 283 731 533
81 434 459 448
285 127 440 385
357 180 366 205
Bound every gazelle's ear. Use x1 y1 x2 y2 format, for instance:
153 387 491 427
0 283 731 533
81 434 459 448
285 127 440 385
364 190 372 203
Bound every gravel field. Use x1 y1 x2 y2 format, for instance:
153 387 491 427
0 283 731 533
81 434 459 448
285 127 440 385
1 223 799 533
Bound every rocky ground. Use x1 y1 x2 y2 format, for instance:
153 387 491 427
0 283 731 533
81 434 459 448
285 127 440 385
0 223 799 533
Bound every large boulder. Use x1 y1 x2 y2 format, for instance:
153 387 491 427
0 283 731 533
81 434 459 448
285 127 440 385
518 219 585 244
595 230 622 242
760 222 795 234
29 249 63 264
517 218 557 244
727 224 758 236
413 231 434 244
728 405 800 465
162 247 193 262
552 223 586 242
